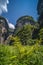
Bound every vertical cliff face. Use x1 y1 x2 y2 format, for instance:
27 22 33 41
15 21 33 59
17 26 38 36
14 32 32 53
0 16 15 44
37 0 43 28
14 16 35 35
0 16 9 44
37 0 43 15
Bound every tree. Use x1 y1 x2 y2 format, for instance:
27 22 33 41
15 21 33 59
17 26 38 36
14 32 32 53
14 16 35 35
16 24 34 45
39 28 43 45
32 22 40 39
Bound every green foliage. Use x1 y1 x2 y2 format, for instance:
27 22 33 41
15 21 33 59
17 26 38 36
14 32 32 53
39 28 43 40
0 44 20 65
6 35 22 45
26 39 36 45
16 24 34 45
0 44 43 65
39 28 43 45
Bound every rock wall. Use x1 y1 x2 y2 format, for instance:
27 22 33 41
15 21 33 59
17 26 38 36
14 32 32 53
0 16 9 44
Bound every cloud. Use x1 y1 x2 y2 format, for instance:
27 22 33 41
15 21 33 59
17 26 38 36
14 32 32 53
0 0 9 15
8 23 15 29
6 18 15 29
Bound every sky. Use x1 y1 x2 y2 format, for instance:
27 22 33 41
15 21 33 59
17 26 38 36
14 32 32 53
0 0 38 25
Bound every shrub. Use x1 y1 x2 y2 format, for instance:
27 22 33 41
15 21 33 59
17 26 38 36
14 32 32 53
39 28 43 45
0 44 43 65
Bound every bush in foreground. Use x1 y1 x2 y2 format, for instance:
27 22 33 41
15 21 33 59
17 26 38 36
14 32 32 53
0 43 43 65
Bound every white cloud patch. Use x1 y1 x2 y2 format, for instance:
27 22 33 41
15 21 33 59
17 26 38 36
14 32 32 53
8 23 15 29
0 0 9 15
6 18 15 30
